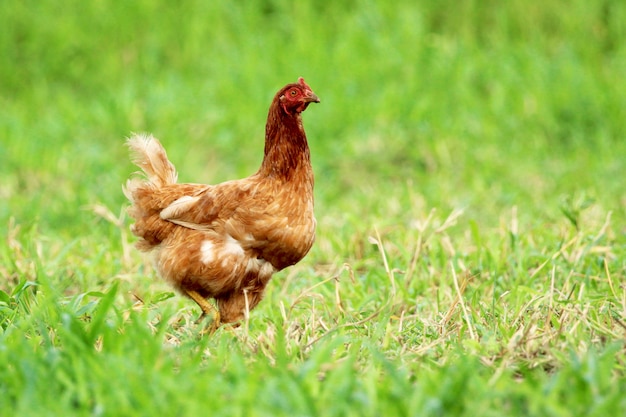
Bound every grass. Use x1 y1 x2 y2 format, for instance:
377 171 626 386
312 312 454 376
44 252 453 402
1 0 626 415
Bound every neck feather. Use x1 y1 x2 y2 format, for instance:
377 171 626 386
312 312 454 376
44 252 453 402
258 102 312 180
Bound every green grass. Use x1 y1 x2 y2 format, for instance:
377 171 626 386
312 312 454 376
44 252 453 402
1 0 626 415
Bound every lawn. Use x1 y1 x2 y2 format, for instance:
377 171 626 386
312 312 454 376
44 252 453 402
1 0 625 415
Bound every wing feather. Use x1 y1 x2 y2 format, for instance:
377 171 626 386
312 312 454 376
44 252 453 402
160 195 202 221
158 179 264 232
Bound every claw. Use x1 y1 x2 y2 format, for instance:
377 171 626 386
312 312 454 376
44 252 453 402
199 311 221 335
185 289 221 335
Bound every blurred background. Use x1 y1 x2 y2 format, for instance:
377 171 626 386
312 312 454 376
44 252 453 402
1 0 624 242
1 3 625 412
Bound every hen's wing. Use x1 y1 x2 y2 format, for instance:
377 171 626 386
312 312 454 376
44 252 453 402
160 178 274 236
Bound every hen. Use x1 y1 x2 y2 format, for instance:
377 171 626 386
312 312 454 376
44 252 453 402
124 77 320 333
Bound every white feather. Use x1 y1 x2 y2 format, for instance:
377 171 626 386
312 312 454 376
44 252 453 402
200 240 215 264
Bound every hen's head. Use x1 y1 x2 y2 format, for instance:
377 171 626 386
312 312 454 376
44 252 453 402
277 77 320 115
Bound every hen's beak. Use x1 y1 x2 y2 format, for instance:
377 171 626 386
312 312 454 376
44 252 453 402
304 92 320 103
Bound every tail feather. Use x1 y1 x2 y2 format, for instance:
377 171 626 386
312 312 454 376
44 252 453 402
124 133 179 249
126 133 178 188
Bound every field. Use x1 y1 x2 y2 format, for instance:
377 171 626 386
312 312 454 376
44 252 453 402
1 0 626 415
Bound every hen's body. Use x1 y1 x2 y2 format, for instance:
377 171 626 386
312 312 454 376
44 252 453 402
124 78 319 328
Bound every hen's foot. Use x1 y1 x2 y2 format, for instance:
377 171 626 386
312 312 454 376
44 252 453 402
184 289 221 335
199 311 222 335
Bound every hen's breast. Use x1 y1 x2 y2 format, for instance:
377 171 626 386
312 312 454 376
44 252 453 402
261 213 316 270
248 177 316 270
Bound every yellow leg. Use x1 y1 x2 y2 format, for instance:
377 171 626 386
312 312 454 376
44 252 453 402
184 289 221 334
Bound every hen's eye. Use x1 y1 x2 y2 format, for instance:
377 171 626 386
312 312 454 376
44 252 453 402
290 90 297 96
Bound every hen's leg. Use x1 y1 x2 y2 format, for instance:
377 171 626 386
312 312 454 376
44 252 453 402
184 289 221 334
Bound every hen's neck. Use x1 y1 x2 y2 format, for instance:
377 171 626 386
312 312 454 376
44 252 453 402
258 103 312 182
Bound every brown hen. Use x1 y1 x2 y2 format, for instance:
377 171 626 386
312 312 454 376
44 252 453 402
124 77 320 333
